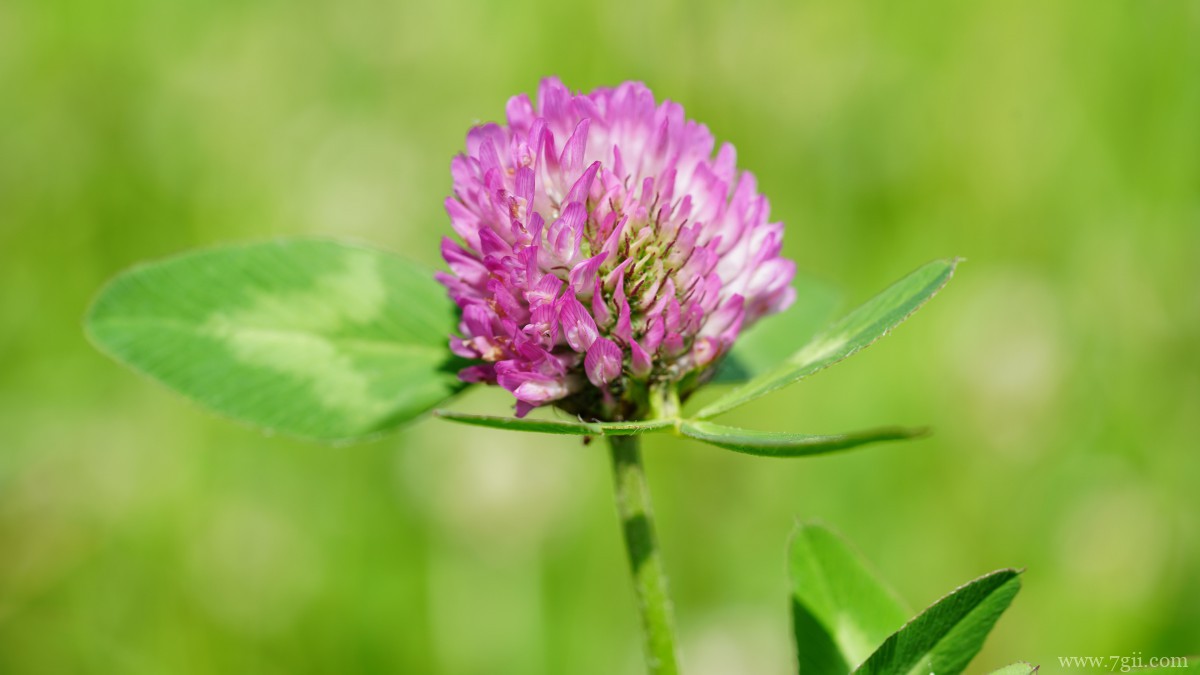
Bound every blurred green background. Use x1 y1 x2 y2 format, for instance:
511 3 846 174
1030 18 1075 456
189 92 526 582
2 0 1197 672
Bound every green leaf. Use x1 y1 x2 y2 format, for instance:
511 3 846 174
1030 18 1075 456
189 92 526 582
695 258 959 419
86 238 466 442
855 569 1023 675
679 420 928 458
711 274 842 384
988 663 1039 674
789 522 912 674
434 410 674 436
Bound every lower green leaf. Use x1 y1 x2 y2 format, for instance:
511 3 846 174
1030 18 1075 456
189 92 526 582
855 569 1023 675
789 523 912 674
679 420 928 458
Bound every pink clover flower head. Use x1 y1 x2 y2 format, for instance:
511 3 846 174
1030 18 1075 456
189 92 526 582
438 77 796 419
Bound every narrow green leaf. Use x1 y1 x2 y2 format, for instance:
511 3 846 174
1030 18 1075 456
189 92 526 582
711 274 842 385
679 420 928 458
86 238 467 442
789 522 912 674
988 663 1039 674
695 258 959 419
855 569 1023 675
435 410 674 436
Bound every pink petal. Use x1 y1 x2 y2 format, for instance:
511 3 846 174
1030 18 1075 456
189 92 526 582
568 252 608 296
559 118 591 176
629 339 653 378
584 337 623 387
557 294 599 352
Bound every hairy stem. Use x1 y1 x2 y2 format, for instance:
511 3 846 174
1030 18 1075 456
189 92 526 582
608 434 681 675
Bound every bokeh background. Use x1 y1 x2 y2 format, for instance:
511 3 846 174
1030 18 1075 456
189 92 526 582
2 0 1197 672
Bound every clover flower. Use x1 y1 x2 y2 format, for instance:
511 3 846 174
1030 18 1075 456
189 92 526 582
438 77 796 419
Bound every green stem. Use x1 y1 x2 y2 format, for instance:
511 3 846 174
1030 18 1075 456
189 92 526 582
608 434 681 675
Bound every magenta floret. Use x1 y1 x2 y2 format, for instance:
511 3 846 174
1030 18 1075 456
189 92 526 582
439 78 796 418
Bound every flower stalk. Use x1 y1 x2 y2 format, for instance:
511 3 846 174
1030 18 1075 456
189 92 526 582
608 434 680 675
